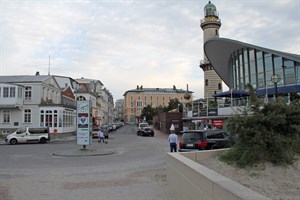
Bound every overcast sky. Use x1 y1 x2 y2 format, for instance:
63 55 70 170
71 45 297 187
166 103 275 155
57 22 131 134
1 0 299 100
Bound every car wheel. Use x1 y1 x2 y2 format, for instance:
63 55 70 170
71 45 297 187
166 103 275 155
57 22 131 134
10 138 18 145
40 137 47 143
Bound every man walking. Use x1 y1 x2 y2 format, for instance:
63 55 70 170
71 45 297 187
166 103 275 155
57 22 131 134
168 124 178 152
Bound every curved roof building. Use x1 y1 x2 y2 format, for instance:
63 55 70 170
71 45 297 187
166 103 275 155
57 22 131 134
204 38 300 97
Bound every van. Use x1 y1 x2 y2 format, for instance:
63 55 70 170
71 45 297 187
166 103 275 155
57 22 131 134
5 127 50 145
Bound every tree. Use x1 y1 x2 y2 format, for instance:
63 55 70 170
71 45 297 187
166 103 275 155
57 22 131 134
167 98 183 112
140 98 184 123
140 105 155 122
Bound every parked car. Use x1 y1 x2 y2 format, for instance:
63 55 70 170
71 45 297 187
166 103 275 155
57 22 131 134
137 122 154 137
5 127 50 145
137 127 154 137
179 130 230 152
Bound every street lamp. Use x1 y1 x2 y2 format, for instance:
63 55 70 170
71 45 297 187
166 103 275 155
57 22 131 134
271 74 281 99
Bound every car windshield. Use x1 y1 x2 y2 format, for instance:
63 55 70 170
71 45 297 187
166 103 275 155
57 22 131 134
140 124 148 128
182 132 204 140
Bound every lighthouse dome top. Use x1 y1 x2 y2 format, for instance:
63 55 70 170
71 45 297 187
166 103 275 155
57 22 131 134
204 1 218 17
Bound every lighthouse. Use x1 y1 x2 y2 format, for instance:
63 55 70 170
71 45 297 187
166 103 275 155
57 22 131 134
200 1 223 99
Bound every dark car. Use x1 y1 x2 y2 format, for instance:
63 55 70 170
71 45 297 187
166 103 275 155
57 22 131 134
92 127 100 139
137 127 154 137
179 130 230 152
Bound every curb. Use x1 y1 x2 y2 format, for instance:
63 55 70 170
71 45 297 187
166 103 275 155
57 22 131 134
52 148 115 157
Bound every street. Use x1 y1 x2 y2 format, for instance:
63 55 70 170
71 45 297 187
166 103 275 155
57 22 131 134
0 125 180 200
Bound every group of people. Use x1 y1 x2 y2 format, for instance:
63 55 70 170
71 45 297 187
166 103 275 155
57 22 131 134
97 128 109 143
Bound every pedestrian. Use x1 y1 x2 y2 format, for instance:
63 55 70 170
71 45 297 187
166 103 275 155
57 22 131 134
104 128 109 144
98 129 105 143
168 124 178 152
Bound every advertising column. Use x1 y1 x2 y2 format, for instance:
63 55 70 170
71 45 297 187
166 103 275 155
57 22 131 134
77 100 92 149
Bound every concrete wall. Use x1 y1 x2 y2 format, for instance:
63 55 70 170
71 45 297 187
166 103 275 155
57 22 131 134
166 149 270 200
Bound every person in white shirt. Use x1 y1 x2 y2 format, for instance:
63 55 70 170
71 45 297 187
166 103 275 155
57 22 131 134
168 124 178 152
98 129 104 143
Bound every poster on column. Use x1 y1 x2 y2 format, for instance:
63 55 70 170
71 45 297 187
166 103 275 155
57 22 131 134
76 100 92 145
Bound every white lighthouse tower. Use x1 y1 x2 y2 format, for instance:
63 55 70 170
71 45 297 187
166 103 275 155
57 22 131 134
200 1 223 99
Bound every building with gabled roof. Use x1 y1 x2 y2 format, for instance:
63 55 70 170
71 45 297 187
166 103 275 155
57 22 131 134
0 74 76 134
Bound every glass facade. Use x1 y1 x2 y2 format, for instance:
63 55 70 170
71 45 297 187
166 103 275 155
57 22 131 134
230 48 300 94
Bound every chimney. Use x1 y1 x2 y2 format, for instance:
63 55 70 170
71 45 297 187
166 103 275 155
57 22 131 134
137 85 139 89
140 85 143 90
173 85 176 90
35 71 40 76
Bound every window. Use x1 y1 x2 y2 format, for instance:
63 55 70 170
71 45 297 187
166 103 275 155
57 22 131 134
244 49 250 84
249 49 256 88
54 110 58 127
296 62 300 84
77 96 86 101
18 88 22 98
218 83 222 90
283 59 295 85
24 109 31 123
3 110 10 123
264 53 273 86
3 87 9 97
63 110 74 127
25 87 32 100
45 110 53 127
9 87 15 97
256 51 264 88
239 51 244 89
215 29 218 36
40 110 44 127
205 79 208 86
274 56 283 86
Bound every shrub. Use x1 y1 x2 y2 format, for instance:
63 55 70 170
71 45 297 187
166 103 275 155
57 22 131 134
221 85 300 167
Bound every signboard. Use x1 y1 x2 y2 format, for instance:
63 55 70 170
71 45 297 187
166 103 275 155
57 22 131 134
76 101 92 145
212 119 223 127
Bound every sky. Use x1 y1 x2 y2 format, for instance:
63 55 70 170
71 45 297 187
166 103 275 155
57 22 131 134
1 0 299 101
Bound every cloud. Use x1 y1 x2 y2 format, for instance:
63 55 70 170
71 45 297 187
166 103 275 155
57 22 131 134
1 0 299 100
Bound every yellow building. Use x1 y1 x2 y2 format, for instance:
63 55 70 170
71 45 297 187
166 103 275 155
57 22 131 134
123 85 193 124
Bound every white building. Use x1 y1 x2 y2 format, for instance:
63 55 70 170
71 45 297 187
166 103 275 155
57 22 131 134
0 74 77 134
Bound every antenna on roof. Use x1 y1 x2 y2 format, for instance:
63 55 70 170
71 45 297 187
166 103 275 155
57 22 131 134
48 55 50 75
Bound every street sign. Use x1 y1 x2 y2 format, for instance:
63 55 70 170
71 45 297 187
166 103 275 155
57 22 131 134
76 101 92 146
